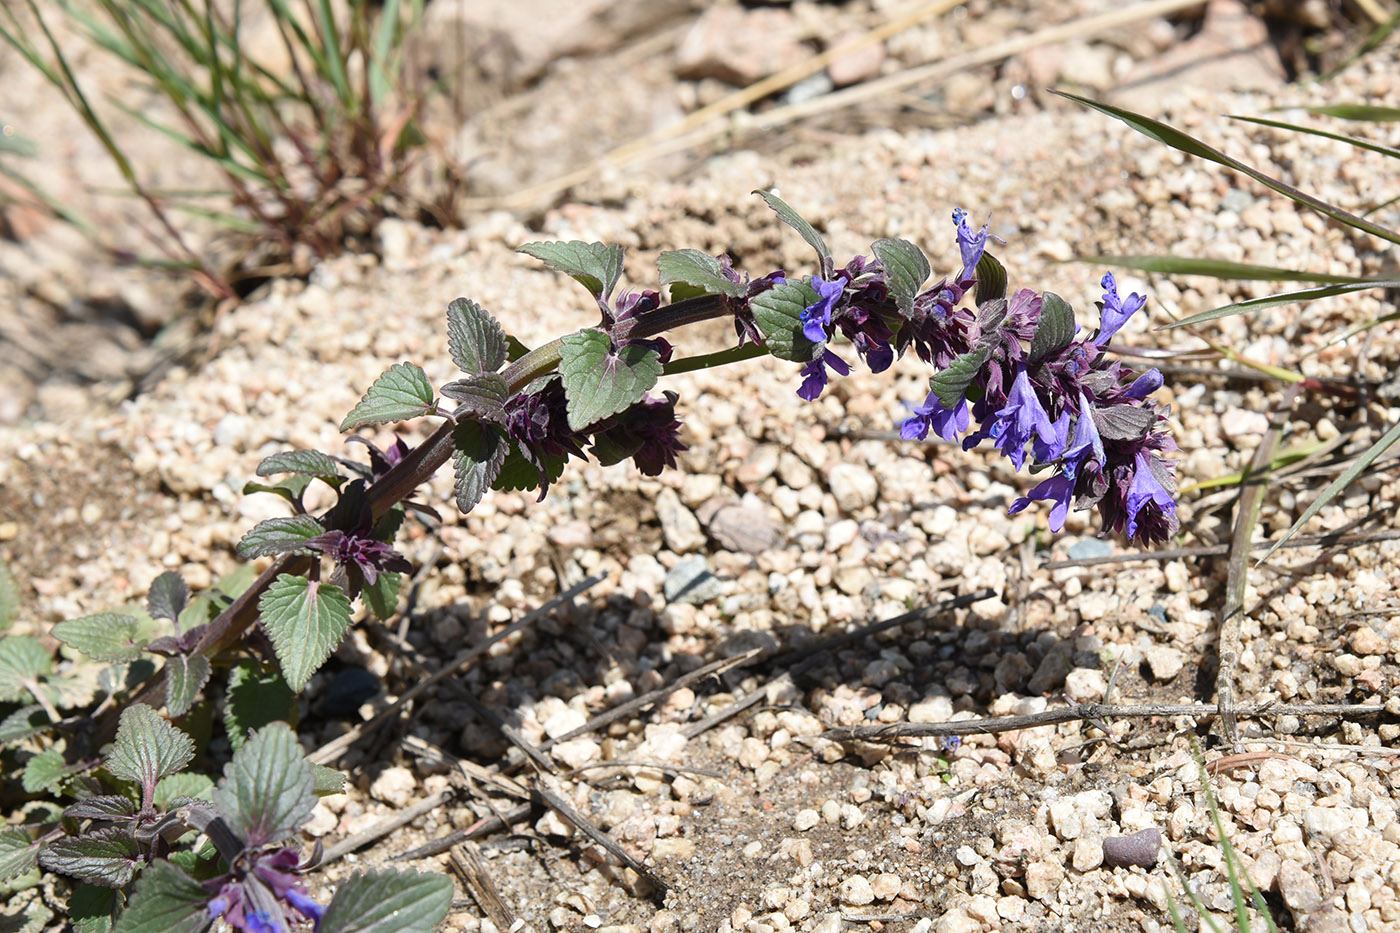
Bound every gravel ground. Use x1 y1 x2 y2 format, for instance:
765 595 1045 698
3 4 1400 932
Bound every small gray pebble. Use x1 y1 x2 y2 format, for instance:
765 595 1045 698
664 557 723 605
1102 827 1161 869
1068 538 1115 560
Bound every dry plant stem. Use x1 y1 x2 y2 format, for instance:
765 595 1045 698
1042 528 1400 569
533 776 669 901
1218 384 1300 747
320 788 456 865
450 843 515 931
391 804 534 863
821 702 1385 743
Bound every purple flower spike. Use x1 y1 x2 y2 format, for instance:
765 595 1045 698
991 368 1057 470
1125 368 1163 399
1125 451 1177 540
800 276 845 343
901 392 970 442
1065 393 1105 469
952 208 1003 282
797 350 850 401
1032 408 1071 463
1096 272 1146 346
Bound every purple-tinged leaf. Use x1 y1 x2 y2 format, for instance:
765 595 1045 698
974 251 1008 304
256 449 345 487
754 189 831 271
557 328 662 431
451 421 508 514
109 860 209 933
440 373 508 423
0 636 50 703
319 868 453 933
153 772 215 809
0 704 49 746
258 575 352 692
64 795 139 822
145 571 189 623
871 238 930 317
517 240 625 302
164 653 211 718
212 721 316 848
1092 405 1156 441
446 297 508 375
104 706 195 803
976 296 1008 331
39 827 143 888
236 515 325 559
657 249 746 298
749 279 821 363
0 827 38 883
340 362 436 433
929 345 993 410
52 613 145 663
1030 292 1076 362
223 660 295 751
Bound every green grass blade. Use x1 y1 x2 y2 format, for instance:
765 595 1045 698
109 98 267 185
1260 417 1400 563
1321 8 1400 81
0 163 97 235
312 0 354 111
1234 114 1400 159
1304 103 1400 122
1084 254 1374 284
1164 280 1400 329
1053 89 1400 246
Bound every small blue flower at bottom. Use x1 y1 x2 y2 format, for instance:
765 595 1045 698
990 368 1060 470
798 350 851 401
900 392 970 442
1125 451 1176 540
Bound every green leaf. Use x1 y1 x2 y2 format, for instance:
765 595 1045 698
319 869 453 933
1053 90 1400 246
656 249 746 298
558 329 662 431
68 882 121 933
1261 416 1400 563
145 572 189 623
110 860 209 933
241 475 314 505
153 772 215 810
493 445 565 494
361 571 402 621
258 575 353 692
0 705 49 746
929 345 992 410
65 796 139 821
1303 103 1400 121
314 765 347 796
754 189 831 269
446 297 508 375
0 559 19 633
451 421 508 515
974 251 1007 304
256 449 345 487
871 238 930 317
105 706 195 796
750 279 821 363
235 514 325 559
1232 114 1400 160
38 828 143 888
22 748 74 793
1083 253 1378 284
1163 280 1400 329
212 721 316 847
163 654 211 718
439 373 508 424
1030 293 1077 361
51 614 145 663
506 335 531 362
223 661 296 751
517 240 625 302
340 362 436 432
0 636 51 702
0 827 39 883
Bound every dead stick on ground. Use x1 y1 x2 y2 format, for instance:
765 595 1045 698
321 788 456 865
392 804 534 863
450 843 515 930
533 777 669 903
1041 529 1400 570
310 573 605 765
819 702 1385 743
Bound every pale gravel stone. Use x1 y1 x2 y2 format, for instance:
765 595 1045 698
1144 644 1186 681
793 809 820 831
838 875 874 906
368 766 417 808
